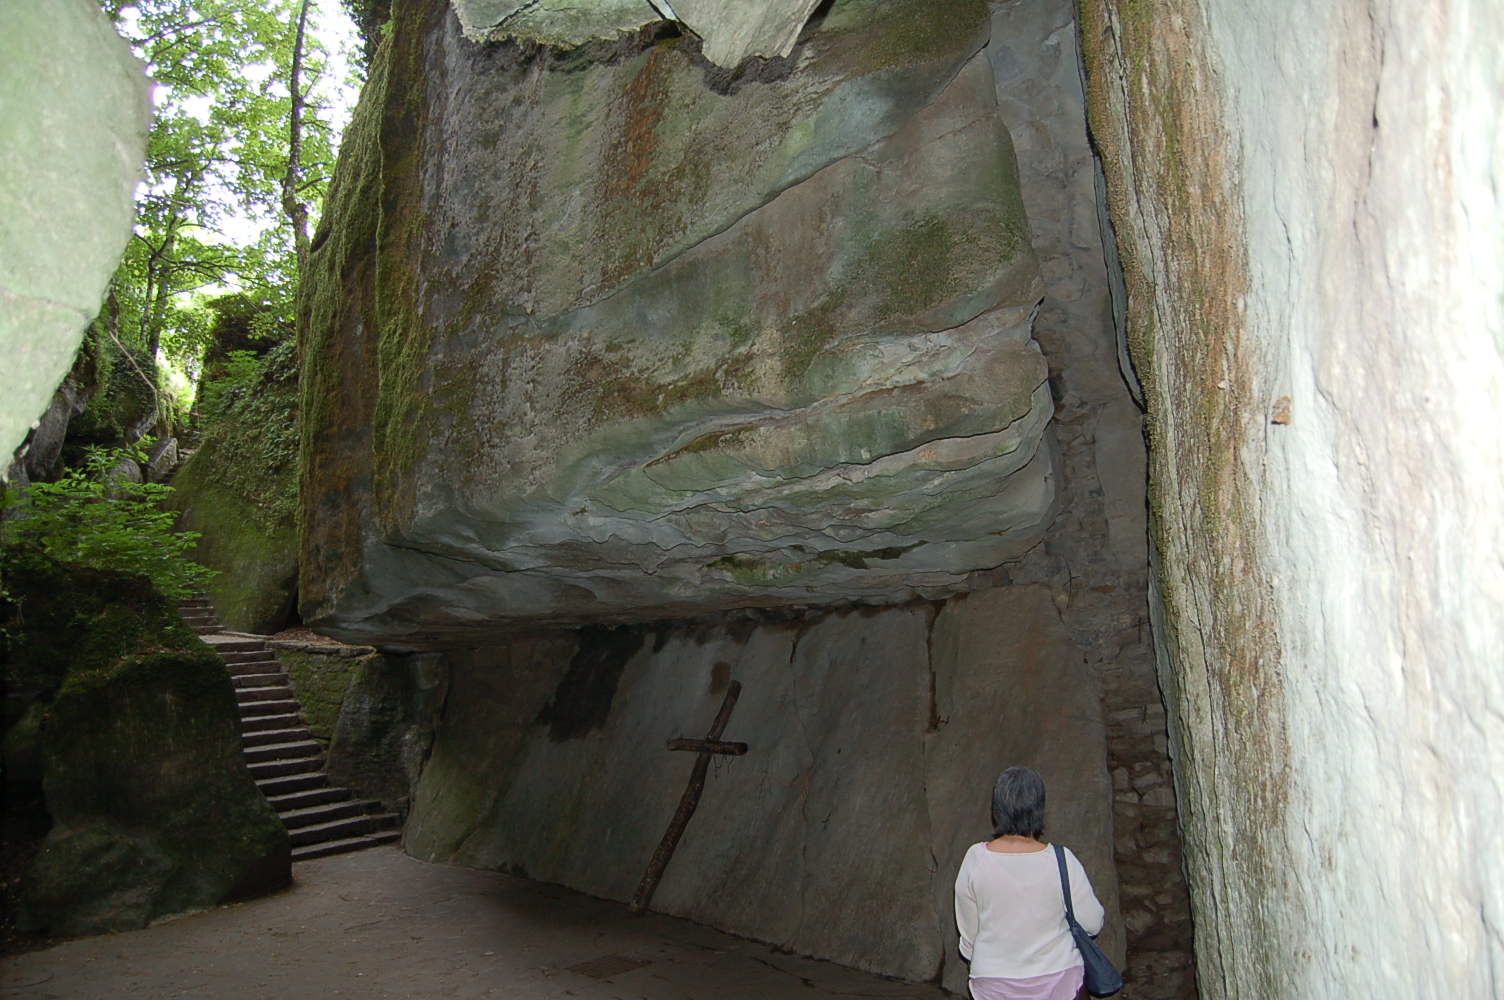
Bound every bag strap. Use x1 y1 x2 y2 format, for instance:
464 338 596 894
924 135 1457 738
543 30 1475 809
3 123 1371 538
1053 844 1079 925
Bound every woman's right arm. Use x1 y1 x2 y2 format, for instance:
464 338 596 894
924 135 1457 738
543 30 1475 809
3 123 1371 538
953 848 978 961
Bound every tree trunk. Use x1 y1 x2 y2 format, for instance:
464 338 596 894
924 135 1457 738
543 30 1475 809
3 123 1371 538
282 0 313 277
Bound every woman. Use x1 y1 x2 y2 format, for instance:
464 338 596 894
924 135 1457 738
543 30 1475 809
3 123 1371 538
954 766 1106 1000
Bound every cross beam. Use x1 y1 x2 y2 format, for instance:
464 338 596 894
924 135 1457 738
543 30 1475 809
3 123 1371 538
630 681 746 913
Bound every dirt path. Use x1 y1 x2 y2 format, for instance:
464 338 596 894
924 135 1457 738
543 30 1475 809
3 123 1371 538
0 847 951 999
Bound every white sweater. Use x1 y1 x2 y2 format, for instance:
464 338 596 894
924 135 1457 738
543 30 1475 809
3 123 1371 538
953 842 1106 979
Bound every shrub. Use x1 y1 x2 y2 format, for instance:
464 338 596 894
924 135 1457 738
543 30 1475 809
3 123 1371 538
1 446 216 601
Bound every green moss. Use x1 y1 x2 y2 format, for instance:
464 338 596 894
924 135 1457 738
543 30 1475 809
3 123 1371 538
171 341 299 633
1 548 202 698
296 0 446 606
820 0 989 73
25 648 289 935
778 293 846 385
276 650 360 742
706 552 811 587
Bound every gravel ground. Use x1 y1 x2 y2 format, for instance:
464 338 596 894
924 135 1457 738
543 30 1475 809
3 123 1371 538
0 846 952 1000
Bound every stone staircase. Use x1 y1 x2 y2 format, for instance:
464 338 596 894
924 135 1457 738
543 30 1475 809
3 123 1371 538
181 598 400 862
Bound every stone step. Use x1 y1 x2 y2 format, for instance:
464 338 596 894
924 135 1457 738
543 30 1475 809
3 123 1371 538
278 799 382 830
242 726 315 749
193 624 221 635
247 754 324 780
221 649 273 665
255 771 330 797
268 786 351 811
227 659 281 675
237 684 294 704
240 698 301 718
208 639 265 654
289 813 397 848
183 615 217 625
291 830 400 863
242 712 303 734
232 672 288 690
242 739 323 764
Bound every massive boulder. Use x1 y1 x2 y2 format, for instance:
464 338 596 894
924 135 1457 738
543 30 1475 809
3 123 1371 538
1 551 289 937
300 0 1055 644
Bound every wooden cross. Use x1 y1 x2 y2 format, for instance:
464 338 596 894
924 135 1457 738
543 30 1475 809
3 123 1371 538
629 680 748 913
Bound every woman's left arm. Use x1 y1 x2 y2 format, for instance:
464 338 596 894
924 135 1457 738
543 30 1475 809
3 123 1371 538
1066 849 1107 936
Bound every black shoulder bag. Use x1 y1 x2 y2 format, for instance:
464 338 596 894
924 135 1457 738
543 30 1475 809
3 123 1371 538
1053 844 1123 997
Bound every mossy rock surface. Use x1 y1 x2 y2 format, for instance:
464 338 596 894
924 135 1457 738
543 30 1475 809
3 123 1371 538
276 649 360 741
20 650 289 935
170 341 298 634
326 652 446 815
1 547 200 698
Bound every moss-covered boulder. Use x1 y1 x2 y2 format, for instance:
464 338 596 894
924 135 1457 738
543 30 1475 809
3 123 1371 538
0 550 289 938
170 340 298 634
300 0 1054 645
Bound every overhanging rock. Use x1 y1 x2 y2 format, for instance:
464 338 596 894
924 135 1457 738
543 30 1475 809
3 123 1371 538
300 0 1054 645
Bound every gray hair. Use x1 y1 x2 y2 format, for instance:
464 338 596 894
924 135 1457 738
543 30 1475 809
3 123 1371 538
991 766 1046 839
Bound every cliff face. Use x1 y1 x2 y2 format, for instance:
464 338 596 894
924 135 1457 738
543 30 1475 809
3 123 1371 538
298 0 1191 990
299 0 1057 645
1079 0 1504 996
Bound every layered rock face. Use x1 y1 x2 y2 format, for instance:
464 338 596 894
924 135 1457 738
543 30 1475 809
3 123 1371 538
1080 0 1504 996
300 0 1057 643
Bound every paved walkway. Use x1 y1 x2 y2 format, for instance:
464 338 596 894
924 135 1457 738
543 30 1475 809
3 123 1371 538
0 847 951 1000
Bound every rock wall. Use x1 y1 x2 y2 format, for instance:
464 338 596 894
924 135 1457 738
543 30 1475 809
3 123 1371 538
402 589 1118 989
170 342 300 635
299 0 1058 643
1078 0 1504 996
988 1 1193 993
299 0 1196 991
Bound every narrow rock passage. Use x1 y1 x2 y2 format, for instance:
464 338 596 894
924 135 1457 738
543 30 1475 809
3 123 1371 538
0 848 948 1000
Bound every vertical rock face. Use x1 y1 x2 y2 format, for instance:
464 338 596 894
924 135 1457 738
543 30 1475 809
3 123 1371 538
1079 0 1504 996
299 0 1058 644
989 2 1192 992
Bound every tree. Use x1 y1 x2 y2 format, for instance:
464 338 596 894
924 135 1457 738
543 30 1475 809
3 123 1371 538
96 0 341 403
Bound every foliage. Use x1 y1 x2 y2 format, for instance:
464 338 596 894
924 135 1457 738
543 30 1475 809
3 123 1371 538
197 350 266 427
0 447 216 601
189 339 300 519
95 0 348 388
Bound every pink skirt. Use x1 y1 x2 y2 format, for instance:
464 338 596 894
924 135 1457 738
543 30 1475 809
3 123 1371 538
969 966 1084 1000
